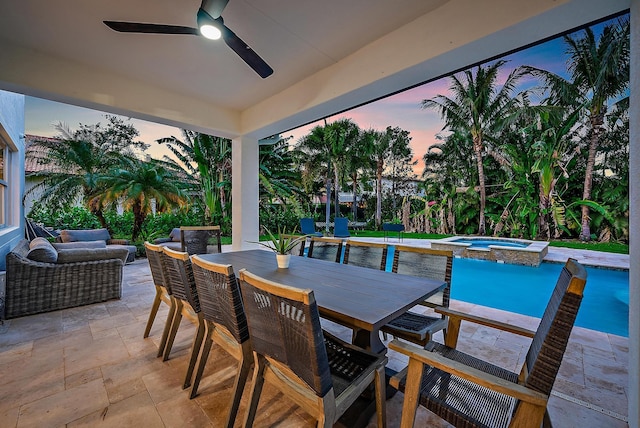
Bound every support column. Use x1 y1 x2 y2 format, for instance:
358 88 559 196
629 1 639 427
231 136 259 251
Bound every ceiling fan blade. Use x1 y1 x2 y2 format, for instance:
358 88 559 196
104 21 199 35
202 0 230 19
220 24 273 78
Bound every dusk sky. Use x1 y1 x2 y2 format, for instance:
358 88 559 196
24 17 616 173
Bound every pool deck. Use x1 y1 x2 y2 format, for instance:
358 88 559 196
0 240 629 427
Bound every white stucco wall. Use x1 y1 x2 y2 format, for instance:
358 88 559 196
0 90 25 270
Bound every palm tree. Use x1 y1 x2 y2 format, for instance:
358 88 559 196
259 137 304 206
159 130 232 227
422 60 527 235
297 124 333 229
100 157 189 241
26 119 141 229
369 126 412 228
525 19 629 240
325 119 361 217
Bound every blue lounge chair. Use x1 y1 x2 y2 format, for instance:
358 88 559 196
299 218 323 237
333 217 350 238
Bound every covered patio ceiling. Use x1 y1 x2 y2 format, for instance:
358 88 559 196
0 0 630 140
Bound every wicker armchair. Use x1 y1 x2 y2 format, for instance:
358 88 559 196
343 240 388 270
181 226 222 254
5 239 126 319
238 269 387 427
143 242 172 341
307 236 343 263
190 256 252 427
381 247 453 346
389 258 587 428
160 246 204 382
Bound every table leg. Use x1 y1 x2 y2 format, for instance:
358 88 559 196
352 327 385 354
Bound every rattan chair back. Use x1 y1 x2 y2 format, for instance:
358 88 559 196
523 258 587 395
191 255 249 344
392 245 453 308
279 234 306 256
307 236 343 263
343 240 387 270
239 268 331 396
145 241 169 293
162 247 200 312
180 226 222 255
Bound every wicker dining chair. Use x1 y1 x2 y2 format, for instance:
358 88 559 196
381 247 453 346
160 246 205 395
279 234 306 256
143 242 173 340
389 258 587 428
238 269 388 428
180 226 222 255
343 240 388 270
307 236 343 263
189 256 252 426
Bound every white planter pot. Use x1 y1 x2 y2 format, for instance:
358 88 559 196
276 253 291 269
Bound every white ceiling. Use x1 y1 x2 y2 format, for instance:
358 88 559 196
0 0 630 140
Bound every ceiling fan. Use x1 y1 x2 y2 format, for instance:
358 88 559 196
103 0 273 78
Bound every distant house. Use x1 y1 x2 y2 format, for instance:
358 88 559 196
23 134 72 215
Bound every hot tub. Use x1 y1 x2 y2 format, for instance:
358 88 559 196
430 236 549 267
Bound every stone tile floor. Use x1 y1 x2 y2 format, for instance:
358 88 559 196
0 252 629 427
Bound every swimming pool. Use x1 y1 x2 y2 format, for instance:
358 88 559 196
450 258 629 337
381 248 629 337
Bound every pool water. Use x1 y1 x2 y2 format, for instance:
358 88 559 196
381 247 629 337
450 258 629 337
452 238 528 249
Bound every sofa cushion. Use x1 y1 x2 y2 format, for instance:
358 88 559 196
57 248 129 264
60 228 111 243
27 238 58 263
169 228 181 242
52 240 107 250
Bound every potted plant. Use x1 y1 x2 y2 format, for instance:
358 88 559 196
252 226 306 268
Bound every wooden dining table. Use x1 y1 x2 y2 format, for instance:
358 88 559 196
198 249 445 354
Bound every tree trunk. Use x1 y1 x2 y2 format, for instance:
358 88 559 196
473 137 487 235
538 183 551 241
580 113 604 241
325 177 331 232
351 173 358 220
333 165 340 218
132 202 144 241
375 158 383 228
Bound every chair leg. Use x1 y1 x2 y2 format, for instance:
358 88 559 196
374 364 387 428
157 297 178 358
190 322 214 399
224 347 253 428
162 300 184 361
144 286 163 338
242 353 266 428
184 314 206 389
399 358 423 428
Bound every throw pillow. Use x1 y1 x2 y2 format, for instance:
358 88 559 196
60 228 111 243
27 238 58 263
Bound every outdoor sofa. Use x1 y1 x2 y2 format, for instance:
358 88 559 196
4 238 128 319
57 228 137 263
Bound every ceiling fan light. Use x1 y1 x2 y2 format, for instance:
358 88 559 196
200 24 221 40
197 8 222 40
